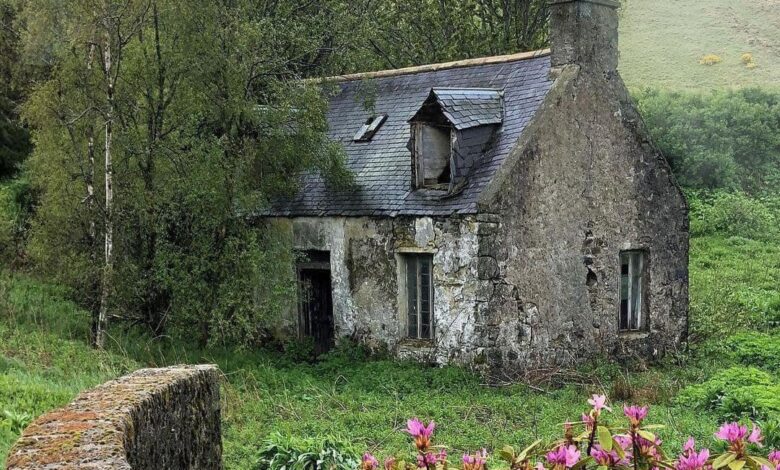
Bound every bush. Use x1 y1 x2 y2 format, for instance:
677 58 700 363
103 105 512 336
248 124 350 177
720 385 780 420
726 332 780 370
0 178 32 264
688 191 777 240
256 432 360 470
676 366 775 410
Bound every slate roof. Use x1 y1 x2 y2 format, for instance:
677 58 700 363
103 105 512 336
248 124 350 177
414 88 504 130
265 50 553 217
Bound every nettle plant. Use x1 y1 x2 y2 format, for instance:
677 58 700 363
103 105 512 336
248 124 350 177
362 395 780 470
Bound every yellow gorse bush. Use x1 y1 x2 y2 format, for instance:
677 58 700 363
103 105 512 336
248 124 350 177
700 54 723 66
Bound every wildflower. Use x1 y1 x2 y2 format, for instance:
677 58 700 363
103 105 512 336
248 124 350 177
769 451 780 466
624 405 649 427
581 413 595 431
588 394 611 414
676 448 710 470
614 435 633 452
590 445 626 467
463 450 488 470
385 457 397 470
683 437 696 455
546 445 581 469
407 418 436 451
418 453 437 468
636 435 663 460
715 422 748 444
436 449 448 464
748 424 763 446
363 454 379 470
535 463 546 470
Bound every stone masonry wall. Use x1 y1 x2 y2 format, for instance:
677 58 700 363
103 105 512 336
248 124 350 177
6 365 222 470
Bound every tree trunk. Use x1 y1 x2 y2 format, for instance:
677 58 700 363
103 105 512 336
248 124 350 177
95 30 114 350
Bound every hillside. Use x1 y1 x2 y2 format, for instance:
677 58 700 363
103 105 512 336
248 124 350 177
620 0 780 89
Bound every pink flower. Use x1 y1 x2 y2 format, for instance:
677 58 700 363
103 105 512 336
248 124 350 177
407 418 435 451
614 435 633 452
546 445 581 468
748 424 763 446
385 457 397 470
588 394 611 413
769 451 780 466
462 450 488 470
590 445 626 467
676 449 710 470
436 449 448 464
624 405 649 427
715 422 748 444
363 454 379 470
581 413 595 431
417 453 437 468
683 437 696 455
535 463 546 470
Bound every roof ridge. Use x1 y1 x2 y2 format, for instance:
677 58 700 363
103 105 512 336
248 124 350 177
321 49 551 83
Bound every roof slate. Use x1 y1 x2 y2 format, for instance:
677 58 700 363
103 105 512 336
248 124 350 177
414 88 504 130
265 53 553 217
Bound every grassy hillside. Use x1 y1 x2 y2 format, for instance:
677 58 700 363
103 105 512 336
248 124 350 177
620 0 780 89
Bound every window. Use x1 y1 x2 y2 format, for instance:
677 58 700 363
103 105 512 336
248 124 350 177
403 254 434 339
353 114 387 142
619 251 646 331
413 123 452 189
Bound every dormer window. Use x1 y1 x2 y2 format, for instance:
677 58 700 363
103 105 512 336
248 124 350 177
412 123 452 189
409 88 503 191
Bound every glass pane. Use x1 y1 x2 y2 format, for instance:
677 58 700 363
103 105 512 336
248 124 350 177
420 257 431 338
406 257 418 338
619 254 630 330
631 253 643 330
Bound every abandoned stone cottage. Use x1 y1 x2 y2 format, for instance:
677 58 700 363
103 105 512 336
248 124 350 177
261 0 689 369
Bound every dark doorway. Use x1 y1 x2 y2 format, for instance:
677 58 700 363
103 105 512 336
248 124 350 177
297 251 334 354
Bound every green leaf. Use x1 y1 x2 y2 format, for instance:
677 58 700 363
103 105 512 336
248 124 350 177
499 446 516 462
571 457 592 470
517 440 542 461
598 426 613 451
713 453 738 469
728 460 746 470
642 424 666 430
612 439 625 459
637 430 657 442
597 466 609 470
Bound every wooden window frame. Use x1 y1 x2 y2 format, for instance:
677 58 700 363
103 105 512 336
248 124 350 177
412 122 453 190
401 253 435 340
619 250 647 332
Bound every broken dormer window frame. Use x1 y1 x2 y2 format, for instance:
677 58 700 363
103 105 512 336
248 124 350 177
411 121 453 190
353 114 388 142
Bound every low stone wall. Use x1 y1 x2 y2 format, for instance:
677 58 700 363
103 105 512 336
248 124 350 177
6 365 222 469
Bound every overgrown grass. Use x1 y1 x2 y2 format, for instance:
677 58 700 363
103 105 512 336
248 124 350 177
2 232 780 467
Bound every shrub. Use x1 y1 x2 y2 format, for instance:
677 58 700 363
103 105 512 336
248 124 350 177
741 53 754 65
676 367 775 411
699 54 723 65
256 432 360 470
689 192 777 240
726 332 780 370
720 385 780 421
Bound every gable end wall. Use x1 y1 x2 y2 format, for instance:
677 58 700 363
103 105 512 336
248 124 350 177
478 64 689 369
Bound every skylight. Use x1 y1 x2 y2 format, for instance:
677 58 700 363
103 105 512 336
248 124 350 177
353 114 387 142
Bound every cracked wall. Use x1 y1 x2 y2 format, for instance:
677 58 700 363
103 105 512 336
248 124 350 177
478 62 689 370
270 215 485 364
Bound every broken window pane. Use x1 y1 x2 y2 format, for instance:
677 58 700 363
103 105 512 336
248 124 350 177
404 254 434 339
619 251 646 332
353 114 387 142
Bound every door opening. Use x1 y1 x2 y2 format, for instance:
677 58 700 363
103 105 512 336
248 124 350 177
297 250 334 354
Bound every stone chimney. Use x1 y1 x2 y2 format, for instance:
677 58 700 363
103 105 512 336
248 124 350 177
549 0 620 75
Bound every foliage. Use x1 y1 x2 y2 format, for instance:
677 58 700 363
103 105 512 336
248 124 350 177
256 432 360 470
0 177 32 264
725 333 780 371
635 88 780 194
676 367 777 419
0 0 30 177
700 54 723 66
687 191 779 240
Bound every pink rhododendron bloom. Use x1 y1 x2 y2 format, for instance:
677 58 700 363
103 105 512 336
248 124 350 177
385 457 397 470
535 463 546 470
546 445 581 468
624 405 649 427
683 437 696 455
748 425 763 446
581 413 595 431
588 394 611 413
436 449 448 464
715 422 748 444
614 435 633 452
590 445 626 467
769 450 780 466
635 435 663 460
417 453 437 468
676 448 710 470
407 418 435 451
462 450 488 470
363 453 379 470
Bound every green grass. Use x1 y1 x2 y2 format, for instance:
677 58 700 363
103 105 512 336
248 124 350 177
5 233 780 467
620 0 780 89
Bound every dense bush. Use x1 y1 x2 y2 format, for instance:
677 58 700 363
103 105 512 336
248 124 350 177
636 88 780 194
0 178 32 264
726 333 780 371
256 433 360 470
688 191 778 240
676 367 780 420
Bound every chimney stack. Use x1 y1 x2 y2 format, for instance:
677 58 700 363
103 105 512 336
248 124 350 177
549 0 620 75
